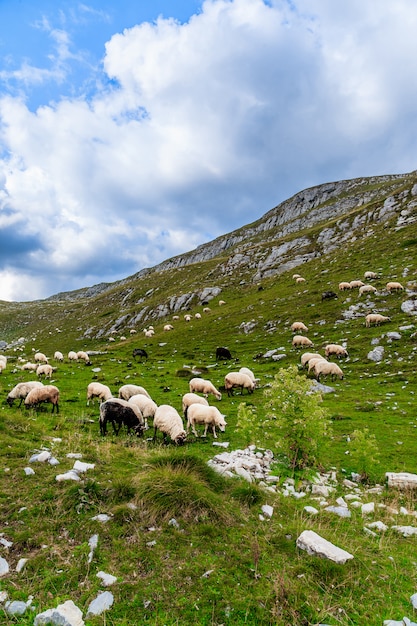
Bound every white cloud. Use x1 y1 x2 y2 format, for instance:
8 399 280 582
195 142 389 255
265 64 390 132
1 0 417 301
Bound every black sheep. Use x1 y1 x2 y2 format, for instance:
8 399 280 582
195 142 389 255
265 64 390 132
99 399 144 436
132 348 148 360
216 346 232 360
321 291 338 301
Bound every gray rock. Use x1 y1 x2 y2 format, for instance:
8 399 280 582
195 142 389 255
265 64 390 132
296 530 354 564
5 600 28 615
34 600 84 625
0 556 10 576
86 591 114 617
367 346 384 362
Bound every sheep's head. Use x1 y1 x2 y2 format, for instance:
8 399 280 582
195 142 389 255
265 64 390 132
175 431 187 445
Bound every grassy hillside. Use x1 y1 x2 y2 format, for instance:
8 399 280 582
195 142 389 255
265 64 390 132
0 175 417 624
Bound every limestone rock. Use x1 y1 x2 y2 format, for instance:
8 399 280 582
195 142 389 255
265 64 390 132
386 472 417 489
86 591 114 617
34 600 84 626
296 530 353 564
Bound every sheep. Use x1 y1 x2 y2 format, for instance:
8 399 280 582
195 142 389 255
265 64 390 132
21 362 38 372
99 398 145 437
86 382 113 405
364 271 379 280
0 355 7 365
144 329 155 337
128 394 158 428
189 378 222 400
153 404 187 445
163 324 174 331
25 385 60 413
181 392 209 419
0 361 6 374
365 313 391 327
130 329 137 334
338 282 352 291
239 367 257 383
186 404 227 438
321 291 337 301
296 277 306 284
300 352 324 368
218 300 226 305
184 314 192 322
118 384 151 401
314 360 344 381
292 273 301 279
359 284 377 296
291 321 308 333
324 344 349 359
7 381 44 407
132 348 148 360
68 351 79 361
216 346 232 360
307 356 328 376
172 315 180 320
386 281 404 292
77 351 91 364
194 313 202 319
36 364 56 379
34 352 48 363
203 307 211 313
349 280 365 288
224 372 255 396
292 335 314 349
54 351 64 362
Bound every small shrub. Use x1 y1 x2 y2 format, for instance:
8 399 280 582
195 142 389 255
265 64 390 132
348 428 381 482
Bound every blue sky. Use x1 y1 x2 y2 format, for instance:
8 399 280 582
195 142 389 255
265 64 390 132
0 0 417 301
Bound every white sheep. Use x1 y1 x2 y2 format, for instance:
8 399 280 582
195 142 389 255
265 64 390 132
172 315 180 320
324 344 349 359
350 280 365 288
386 281 404 292
0 355 7 373
364 271 379 280
163 324 174 331
144 329 155 337
128 394 158 429
218 300 226 305
86 382 113 405
307 356 328 376
7 381 44 407
292 335 314 349
224 372 255 396
189 378 222 400
186 404 227 438
203 307 211 313
118 384 151 401
314 360 344 381
184 314 192 322
291 321 308 333
181 392 209 418
239 367 257 383
194 313 202 319
36 364 56 379
34 352 48 363
130 329 137 334
295 277 306 284
365 313 391 327
68 351 79 361
25 384 60 413
21 362 38 372
54 351 64 362
153 404 187 445
338 282 352 291
76 351 91 363
300 352 324 368
359 284 377 296
292 273 301 279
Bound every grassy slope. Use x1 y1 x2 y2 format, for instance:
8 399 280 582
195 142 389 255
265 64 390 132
0 183 417 624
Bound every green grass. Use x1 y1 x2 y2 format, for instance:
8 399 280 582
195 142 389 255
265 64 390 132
0 173 417 623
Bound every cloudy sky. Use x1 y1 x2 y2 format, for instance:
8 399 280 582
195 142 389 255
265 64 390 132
0 0 416 302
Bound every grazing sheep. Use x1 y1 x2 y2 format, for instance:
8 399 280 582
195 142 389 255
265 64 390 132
300 352 324 368
224 372 255 396
364 271 379 280
203 307 211 313
54 351 64 362
7 381 44 407
99 398 144 436
132 348 148 360
292 335 314 349
21 362 38 372
218 300 226 305
128 394 158 428
34 352 48 363
184 314 192 322
307 357 328 376
68 351 78 361
186 404 227 438
118 384 151 401
0 356 6 373
338 282 352 291
239 367 257 384
130 329 137 334
386 281 404 292
365 313 391 327
36 364 56 379
195 313 202 319
324 344 349 359
189 378 222 400
359 284 377 296
25 385 60 413
181 392 209 419
87 382 113 405
144 329 155 337
216 346 232 360
291 321 308 333
350 280 365 289
163 324 174 331
314 360 344 381
321 291 337 301
292 273 301 279
296 277 306 284
153 404 187 445
77 351 91 364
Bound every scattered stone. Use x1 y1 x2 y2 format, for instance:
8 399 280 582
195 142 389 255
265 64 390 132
367 346 384 362
201 569 214 578
325 506 351 518
73 460 95 473
34 599 84 626
212 441 229 448
16 558 28 572
304 506 319 515
261 504 274 518
0 556 10 576
361 502 375 515
96 571 117 587
24 467 35 476
88 534 99 563
30 450 51 463
386 332 401 340
168 518 180 529
5 600 28 616
411 593 417 609
66 453 83 459
392 526 417 538
386 472 417 489
366 521 388 532
86 591 114 617
56 470 81 482
296 530 354 564
91 514 112 523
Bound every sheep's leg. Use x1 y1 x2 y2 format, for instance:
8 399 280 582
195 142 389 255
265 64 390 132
152 426 158 442
212 425 217 438
192 423 199 437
